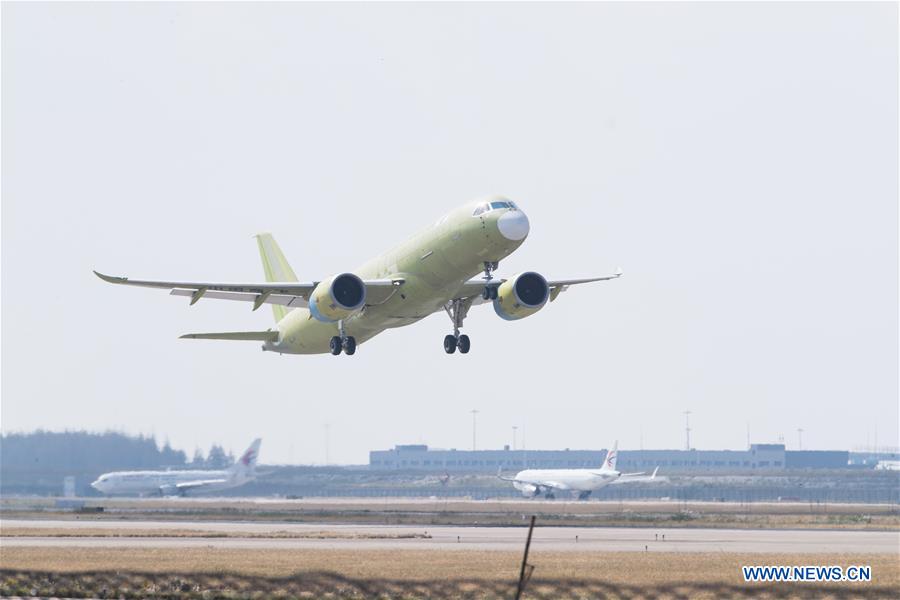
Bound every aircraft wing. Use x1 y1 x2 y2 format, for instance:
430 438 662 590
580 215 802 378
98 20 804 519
93 271 402 310
497 469 571 491
455 267 623 305
174 478 229 491
611 467 663 484
517 479 572 491
496 469 518 482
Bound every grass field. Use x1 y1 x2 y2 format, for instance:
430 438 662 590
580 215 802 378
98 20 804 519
2 548 897 599
3 497 898 530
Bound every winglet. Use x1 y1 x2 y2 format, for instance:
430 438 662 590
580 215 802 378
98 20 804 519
614 266 623 277
497 466 517 482
93 270 128 284
651 466 659 479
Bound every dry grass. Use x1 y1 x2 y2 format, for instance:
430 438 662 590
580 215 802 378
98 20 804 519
2 549 898 598
1 547 897 583
6 497 899 533
6 497 898 516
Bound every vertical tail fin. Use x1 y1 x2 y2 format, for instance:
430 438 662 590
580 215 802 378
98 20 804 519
255 234 298 322
231 438 262 482
602 441 618 471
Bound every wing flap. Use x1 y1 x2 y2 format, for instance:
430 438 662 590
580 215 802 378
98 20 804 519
170 288 308 308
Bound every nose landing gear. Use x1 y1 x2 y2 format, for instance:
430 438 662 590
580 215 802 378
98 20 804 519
330 320 357 356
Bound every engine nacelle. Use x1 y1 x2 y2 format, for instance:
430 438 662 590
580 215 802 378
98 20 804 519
158 484 181 497
493 271 550 321
517 483 540 498
308 273 366 323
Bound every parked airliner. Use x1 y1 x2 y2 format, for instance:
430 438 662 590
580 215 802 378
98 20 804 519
499 442 661 500
91 439 261 497
95 197 621 355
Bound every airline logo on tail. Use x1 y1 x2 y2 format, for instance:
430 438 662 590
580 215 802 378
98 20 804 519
602 441 618 471
231 438 262 480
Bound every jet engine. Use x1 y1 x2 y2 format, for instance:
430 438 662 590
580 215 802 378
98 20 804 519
493 271 550 321
158 484 181 497
516 483 540 498
308 273 366 323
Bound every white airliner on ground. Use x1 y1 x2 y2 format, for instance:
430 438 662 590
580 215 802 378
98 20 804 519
91 439 261 497
95 196 621 355
499 442 661 500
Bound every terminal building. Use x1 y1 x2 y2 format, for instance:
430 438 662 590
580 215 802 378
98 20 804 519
369 444 850 472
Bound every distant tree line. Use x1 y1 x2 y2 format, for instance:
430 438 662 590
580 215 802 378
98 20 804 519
0 430 232 496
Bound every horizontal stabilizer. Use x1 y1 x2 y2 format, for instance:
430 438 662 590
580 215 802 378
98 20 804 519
180 331 278 342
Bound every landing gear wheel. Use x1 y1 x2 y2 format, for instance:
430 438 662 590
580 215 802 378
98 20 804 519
343 336 357 355
545 492 556 500
443 297 475 355
443 334 457 354
490 287 498 300
482 286 499 300
329 336 343 355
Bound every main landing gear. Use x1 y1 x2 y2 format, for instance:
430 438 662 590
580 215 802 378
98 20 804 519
329 320 357 356
442 262 500 354
443 333 470 354
443 298 472 354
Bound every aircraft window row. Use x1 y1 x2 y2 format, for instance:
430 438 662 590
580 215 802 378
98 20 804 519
472 200 518 216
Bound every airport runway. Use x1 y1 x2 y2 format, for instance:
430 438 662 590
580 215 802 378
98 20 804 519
3 519 898 553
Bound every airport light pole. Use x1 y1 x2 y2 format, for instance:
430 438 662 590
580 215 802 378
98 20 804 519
512 426 518 451
683 410 692 451
797 428 804 450
470 409 479 451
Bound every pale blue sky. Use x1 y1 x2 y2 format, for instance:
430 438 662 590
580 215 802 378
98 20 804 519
3 2 897 463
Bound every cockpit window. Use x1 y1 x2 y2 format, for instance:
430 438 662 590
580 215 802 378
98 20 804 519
473 200 516 216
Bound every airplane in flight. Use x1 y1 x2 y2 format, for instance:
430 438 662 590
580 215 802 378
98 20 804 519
95 197 621 355
498 442 661 500
90 439 261 497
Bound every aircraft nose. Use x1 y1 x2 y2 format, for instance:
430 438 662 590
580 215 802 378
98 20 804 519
497 209 530 241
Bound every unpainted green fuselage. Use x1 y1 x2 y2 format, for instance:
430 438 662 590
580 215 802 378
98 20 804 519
265 199 526 354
